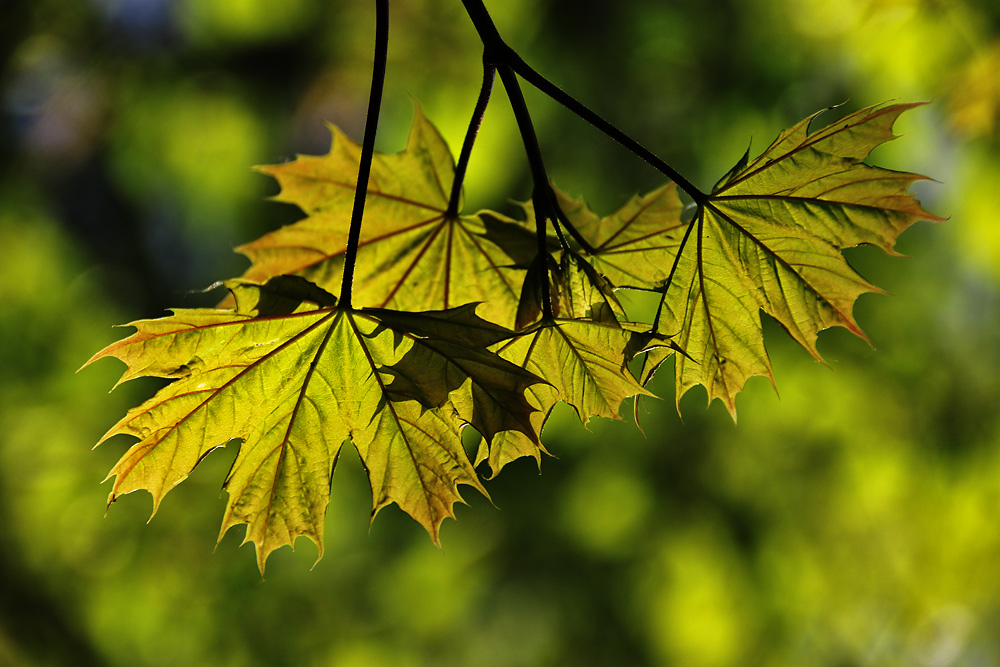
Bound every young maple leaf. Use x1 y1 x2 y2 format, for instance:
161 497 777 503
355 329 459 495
480 318 664 475
640 102 944 417
85 277 542 573
479 244 674 473
234 106 536 327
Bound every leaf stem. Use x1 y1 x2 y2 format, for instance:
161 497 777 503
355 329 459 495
533 188 554 320
446 59 496 219
340 0 390 310
548 204 571 250
496 62 553 318
651 207 698 334
550 191 595 254
495 66 548 210
511 56 707 204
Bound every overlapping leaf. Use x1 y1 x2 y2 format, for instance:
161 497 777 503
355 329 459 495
640 102 943 416
478 318 661 475
236 107 536 327
469 239 671 473
85 278 542 573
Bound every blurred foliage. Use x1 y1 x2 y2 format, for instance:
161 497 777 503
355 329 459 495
1 0 999 665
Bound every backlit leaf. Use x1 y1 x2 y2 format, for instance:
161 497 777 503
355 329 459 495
515 250 626 330
85 95 939 571
236 107 535 326
86 278 542 573
478 318 661 476
552 183 688 290
641 102 943 417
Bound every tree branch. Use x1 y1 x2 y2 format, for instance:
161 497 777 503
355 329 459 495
511 55 706 204
460 0 706 204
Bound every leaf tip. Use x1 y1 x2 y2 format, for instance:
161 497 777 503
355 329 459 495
727 406 739 425
77 354 98 374
251 162 281 176
145 495 164 525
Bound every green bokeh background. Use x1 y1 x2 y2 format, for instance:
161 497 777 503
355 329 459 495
2 1 999 665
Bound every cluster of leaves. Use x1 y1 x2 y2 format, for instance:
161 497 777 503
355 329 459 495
86 1 940 574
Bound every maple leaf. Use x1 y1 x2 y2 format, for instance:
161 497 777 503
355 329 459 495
235 107 536 327
85 277 542 573
639 102 943 417
478 236 666 472
479 317 663 475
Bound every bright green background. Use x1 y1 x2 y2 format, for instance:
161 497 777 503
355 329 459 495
2 1 999 665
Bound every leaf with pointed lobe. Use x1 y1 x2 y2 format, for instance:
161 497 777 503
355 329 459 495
373 304 544 444
477 318 660 476
551 183 688 290
234 107 535 327
85 278 542 573
641 102 944 417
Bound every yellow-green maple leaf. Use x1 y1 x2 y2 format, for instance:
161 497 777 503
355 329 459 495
235 107 535 327
86 278 541 573
479 318 664 475
641 102 943 417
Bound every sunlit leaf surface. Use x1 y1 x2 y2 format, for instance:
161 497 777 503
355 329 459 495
642 102 943 416
480 318 660 475
236 108 536 327
87 100 940 573
553 183 687 290
86 278 541 572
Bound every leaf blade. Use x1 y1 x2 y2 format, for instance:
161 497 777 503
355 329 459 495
237 108 534 326
480 319 658 476
647 102 942 416
91 281 537 572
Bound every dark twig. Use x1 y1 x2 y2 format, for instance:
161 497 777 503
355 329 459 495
460 0 706 204
447 59 497 219
341 0 389 310
511 55 707 204
497 62 554 318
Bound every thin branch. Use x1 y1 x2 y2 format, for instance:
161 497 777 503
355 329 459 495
511 55 706 204
461 0 505 51
497 63 553 318
341 0 390 310
549 189 595 254
462 1 550 206
460 0 706 204
446 59 496 219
